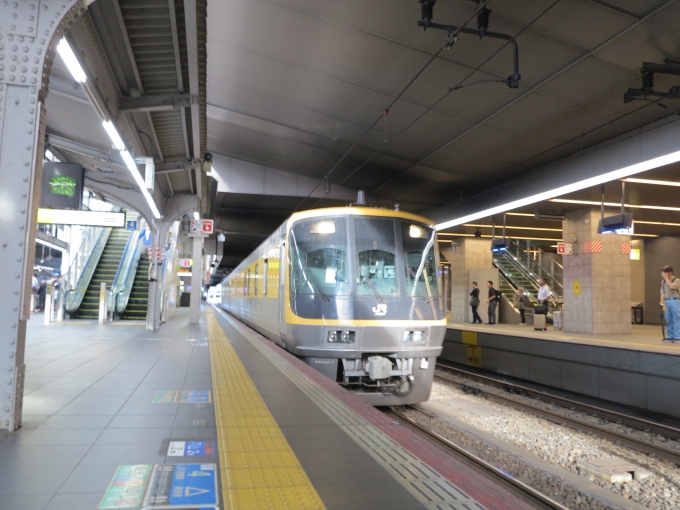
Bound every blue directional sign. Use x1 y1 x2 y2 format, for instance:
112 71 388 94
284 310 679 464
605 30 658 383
176 390 211 403
167 441 216 457
126 220 137 231
169 464 218 507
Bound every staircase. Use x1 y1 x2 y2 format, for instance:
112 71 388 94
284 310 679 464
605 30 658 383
122 260 149 320
75 228 130 319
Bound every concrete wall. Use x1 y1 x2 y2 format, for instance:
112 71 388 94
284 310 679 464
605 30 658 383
440 239 492 323
644 237 680 324
442 328 680 418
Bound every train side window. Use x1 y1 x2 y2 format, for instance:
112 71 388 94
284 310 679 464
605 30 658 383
263 259 269 296
254 264 259 296
247 270 251 296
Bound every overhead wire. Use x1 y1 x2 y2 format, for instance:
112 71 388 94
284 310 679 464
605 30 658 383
389 0 678 205
307 0 560 211
295 0 493 211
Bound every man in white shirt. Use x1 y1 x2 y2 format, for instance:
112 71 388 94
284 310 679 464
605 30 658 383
537 279 550 308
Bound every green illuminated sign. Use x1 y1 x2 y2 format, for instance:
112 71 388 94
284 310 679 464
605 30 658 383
49 175 77 197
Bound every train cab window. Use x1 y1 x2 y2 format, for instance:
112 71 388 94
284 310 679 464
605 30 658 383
289 217 349 297
263 259 268 296
254 264 259 296
354 218 398 298
401 222 439 299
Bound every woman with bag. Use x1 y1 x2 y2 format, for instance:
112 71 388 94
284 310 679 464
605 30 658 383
513 287 531 326
469 282 482 324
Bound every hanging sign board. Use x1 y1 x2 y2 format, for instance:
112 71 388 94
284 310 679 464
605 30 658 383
40 162 84 210
37 208 125 227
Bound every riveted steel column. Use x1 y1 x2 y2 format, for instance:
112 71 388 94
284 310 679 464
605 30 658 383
189 235 203 324
0 0 88 432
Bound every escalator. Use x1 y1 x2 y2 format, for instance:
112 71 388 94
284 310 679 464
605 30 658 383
122 260 149 320
74 228 131 319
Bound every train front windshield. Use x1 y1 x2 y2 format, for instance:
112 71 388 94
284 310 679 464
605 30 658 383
289 215 443 321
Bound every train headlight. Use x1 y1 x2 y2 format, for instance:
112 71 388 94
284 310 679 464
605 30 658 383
328 330 355 343
403 331 426 342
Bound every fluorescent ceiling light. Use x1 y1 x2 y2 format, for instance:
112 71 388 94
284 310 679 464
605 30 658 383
121 150 161 219
437 234 562 242
505 212 534 217
102 121 125 151
632 233 659 237
550 198 680 213
624 178 680 187
436 149 680 230
193 211 200 221
56 38 87 83
463 223 562 232
636 220 680 226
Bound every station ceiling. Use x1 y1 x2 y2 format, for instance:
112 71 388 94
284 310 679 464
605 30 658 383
45 0 680 274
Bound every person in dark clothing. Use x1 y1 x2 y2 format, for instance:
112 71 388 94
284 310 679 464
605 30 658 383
36 277 47 312
469 282 482 324
486 281 497 325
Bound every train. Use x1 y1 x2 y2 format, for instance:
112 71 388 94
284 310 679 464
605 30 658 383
219 206 446 405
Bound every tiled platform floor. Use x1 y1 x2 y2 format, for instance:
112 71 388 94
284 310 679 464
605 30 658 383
1 307 532 510
0 309 214 510
449 322 680 355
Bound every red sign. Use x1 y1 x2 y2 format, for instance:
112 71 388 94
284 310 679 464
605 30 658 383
557 242 573 256
178 258 192 268
202 219 214 234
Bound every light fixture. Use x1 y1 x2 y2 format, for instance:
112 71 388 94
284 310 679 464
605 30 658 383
310 220 335 234
56 38 87 83
409 225 424 238
121 150 161 219
435 149 680 230
102 121 125 151
505 212 534 217
464 223 562 232
624 178 680 187
636 220 680 227
193 211 200 221
437 234 563 242
550 199 680 213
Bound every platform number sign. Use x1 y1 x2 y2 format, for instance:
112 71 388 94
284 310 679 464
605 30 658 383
143 464 218 508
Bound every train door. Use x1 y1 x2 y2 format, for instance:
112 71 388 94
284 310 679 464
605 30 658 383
278 238 286 344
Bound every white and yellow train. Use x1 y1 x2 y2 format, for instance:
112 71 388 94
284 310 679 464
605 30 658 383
219 206 446 405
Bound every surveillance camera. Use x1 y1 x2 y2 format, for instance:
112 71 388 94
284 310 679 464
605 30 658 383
204 152 212 162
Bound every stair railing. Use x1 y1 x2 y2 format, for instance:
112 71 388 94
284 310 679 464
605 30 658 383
113 219 146 317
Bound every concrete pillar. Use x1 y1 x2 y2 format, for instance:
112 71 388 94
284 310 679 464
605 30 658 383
189 235 203 324
562 209 631 335
440 238 492 323
0 0 89 432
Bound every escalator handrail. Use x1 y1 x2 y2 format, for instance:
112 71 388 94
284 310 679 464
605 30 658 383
108 228 136 313
508 240 563 291
494 255 560 309
64 227 113 313
114 231 145 315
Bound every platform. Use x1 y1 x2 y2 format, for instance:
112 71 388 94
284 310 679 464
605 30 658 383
0 308 532 510
443 322 680 419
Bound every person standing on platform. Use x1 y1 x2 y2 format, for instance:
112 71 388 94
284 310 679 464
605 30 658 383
537 279 551 308
514 287 530 326
486 281 497 325
469 282 482 324
660 265 680 341
36 277 47 312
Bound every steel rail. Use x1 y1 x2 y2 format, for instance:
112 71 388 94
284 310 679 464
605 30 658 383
435 363 680 465
386 407 570 510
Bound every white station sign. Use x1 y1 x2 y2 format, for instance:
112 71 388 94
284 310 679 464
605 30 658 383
37 209 125 227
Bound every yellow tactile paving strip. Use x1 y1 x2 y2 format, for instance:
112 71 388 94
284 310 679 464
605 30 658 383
207 314 326 510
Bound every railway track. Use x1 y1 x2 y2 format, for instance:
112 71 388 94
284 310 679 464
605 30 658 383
434 362 680 466
386 407 570 509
